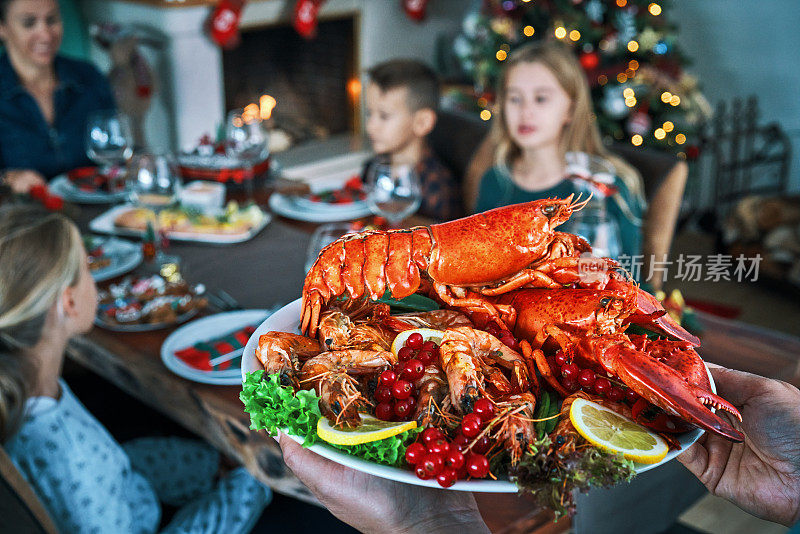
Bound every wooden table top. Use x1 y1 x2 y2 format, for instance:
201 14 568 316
63 193 800 533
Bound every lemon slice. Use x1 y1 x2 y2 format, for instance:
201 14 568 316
569 398 668 464
317 414 417 446
390 328 445 358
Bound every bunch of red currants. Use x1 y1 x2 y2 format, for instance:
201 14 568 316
374 332 441 422
404 397 496 488
483 322 519 351
548 351 639 404
547 351 689 432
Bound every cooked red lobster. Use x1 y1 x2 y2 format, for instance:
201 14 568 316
299 197 744 442
301 196 591 335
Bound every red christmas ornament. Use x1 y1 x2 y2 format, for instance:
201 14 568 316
207 0 246 49
293 0 328 39
402 0 429 22
686 145 701 160
579 51 600 70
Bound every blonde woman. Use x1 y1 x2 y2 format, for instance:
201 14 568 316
472 41 646 260
0 206 271 533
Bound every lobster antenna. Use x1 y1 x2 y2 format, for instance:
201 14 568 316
613 262 635 284
570 192 593 212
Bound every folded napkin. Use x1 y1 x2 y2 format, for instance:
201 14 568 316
175 325 256 371
306 176 366 204
67 166 123 193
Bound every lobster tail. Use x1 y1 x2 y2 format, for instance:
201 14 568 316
300 228 433 336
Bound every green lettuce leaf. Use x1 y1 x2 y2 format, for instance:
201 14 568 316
330 427 421 467
241 370 321 446
241 370 419 464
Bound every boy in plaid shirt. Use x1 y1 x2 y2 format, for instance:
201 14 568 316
364 60 462 221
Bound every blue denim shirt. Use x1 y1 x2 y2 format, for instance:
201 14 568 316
0 53 116 179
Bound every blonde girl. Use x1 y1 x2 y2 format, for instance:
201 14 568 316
0 205 270 533
471 41 646 260
0 206 91 441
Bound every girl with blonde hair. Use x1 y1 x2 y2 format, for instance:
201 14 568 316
473 41 646 259
0 205 271 533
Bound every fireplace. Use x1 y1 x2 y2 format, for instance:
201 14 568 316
80 0 468 155
222 16 359 146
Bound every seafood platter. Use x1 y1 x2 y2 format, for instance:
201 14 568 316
241 197 743 516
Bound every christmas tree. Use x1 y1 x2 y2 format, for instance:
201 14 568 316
448 0 709 155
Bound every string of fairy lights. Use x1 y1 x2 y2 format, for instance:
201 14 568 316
466 0 696 157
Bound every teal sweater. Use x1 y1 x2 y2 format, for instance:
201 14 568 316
475 166 644 260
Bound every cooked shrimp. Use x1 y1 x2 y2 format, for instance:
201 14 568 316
439 327 532 413
551 392 590 454
439 329 484 414
491 393 537 465
318 310 395 351
383 309 473 331
413 364 450 427
256 331 321 384
299 349 396 427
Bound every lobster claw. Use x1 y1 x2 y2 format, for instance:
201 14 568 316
592 338 744 442
625 286 700 347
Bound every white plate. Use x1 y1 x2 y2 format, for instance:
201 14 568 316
269 193 372 222
290 196 369 213
89 204 272 244
87 236 143 282
163 309 271 385
50 175 128 204
242 299 708 491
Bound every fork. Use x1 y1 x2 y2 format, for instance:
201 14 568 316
217 290 243 311
207 290 244 312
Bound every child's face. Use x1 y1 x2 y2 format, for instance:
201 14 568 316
365 83 418 156
503 62 572 153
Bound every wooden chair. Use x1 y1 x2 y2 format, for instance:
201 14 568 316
427 110 492 219
610 144 689 290
428 110 491 187
0 444 59 534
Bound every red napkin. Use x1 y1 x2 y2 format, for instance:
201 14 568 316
67 167 119 193
175 325 256 371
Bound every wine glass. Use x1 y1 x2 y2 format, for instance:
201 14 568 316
564 151 616 184
127 152 181 264
305 223 358 273
85 110 133 192
225 108 269 201
365 163 422 227
568 205 623 259
563 152 623 259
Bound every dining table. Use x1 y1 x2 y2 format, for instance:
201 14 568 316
62 187 800 534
